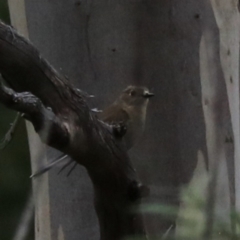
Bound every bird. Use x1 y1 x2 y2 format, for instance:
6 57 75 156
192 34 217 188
31 85 154 178
99 85 154 150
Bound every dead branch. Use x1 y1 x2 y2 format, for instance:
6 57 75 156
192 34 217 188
0 21 147 240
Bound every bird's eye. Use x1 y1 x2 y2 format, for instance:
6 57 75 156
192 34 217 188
129 90 136 96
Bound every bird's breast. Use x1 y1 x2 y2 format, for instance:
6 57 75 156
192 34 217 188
124 106 147 149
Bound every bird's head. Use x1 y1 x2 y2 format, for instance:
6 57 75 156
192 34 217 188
118 86 154 107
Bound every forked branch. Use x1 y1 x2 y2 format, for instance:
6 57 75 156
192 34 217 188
0 20 147 240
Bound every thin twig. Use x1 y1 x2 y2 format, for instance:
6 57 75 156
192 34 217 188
0 112 21 149
162 224 174 240
67 162 78 177
30 154 69 178
57 158 73 175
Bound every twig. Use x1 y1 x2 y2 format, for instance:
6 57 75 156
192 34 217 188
162 224 174 240
66 162 78 177
57 158 74 175
0 112 21 149
30 154 69 178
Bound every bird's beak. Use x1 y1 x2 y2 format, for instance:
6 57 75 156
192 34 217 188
143 92 154 98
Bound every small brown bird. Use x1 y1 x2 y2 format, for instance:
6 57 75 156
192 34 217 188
99 86 154 150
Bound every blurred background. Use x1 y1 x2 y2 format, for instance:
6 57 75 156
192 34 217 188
0 1 33 239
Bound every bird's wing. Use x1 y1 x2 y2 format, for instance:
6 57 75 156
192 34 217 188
99 104 129 141
99 104 129 125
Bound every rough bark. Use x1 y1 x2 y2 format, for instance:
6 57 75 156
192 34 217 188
0 21 147 240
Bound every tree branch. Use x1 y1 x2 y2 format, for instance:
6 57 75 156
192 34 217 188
0 20 147 240
0 79 69 150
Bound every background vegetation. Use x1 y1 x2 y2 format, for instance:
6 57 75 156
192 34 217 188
0 1 32 239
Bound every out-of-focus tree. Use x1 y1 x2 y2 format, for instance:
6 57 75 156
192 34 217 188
0 1 32 240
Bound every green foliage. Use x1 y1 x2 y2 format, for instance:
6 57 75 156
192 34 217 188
131 174 240 240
